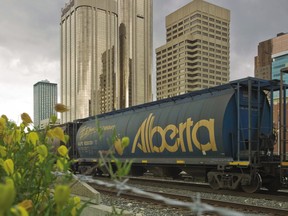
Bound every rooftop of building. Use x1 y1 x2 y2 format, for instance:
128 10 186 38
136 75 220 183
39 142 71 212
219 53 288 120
34 80 57 86
166 0 230 27
61 0 74 17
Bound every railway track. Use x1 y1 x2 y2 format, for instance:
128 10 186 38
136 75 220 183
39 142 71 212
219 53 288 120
88 175 288 215
128 176 288 203
90 181 288 216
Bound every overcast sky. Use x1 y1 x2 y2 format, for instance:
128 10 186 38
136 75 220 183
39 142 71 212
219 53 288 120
0 0 287 123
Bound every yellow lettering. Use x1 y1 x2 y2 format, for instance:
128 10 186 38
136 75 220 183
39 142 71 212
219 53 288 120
164 124 179 152
145 114 153 153
178 122 187 152
192 119 217 152
186 118 193 152
79 126 96 140
132 119 148 153
151 126 165 153
132 113 217 154
148 115 155 153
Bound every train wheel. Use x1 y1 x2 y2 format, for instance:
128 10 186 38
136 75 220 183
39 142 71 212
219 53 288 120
241 173 262 193
92 168 103 177
78 166 88 174
208 176 220 190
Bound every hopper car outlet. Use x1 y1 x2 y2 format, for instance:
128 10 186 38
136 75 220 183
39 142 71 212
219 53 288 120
59 77 288 193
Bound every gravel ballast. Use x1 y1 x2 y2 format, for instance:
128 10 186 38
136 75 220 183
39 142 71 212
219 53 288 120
99 182 288 216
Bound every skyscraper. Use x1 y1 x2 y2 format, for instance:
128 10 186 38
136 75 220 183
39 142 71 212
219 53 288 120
156 0 230 100
61 0 152 123
255 33 288 81
33 80 57 127
99 47 116 113
118 0 153 107
61 0 118 123
254 39 273 80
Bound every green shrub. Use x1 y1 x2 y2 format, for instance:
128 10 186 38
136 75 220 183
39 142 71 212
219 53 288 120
0 112 81 216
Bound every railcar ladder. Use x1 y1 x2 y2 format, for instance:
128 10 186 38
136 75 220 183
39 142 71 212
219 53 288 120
237 79 275 165
279 82 288 183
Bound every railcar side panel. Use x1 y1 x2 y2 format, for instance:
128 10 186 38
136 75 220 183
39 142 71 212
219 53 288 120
76 89 236 164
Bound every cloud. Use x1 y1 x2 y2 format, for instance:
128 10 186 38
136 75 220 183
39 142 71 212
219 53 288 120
0 45 59 123
153 0 191 49
0 0 288 122
0 46 59 84
0 0 64 60
0 0 65 122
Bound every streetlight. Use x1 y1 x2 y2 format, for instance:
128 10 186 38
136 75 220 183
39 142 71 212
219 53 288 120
279 67 288 162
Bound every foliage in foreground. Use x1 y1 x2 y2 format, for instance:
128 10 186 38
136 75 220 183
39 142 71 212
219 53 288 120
0 111 82 216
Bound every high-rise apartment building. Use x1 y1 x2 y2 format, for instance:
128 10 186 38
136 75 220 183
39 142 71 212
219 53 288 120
254 40 273 80
156 0 230 100
255 33 288 80
61 0 152 123
33 80 57 127
99 47 116 113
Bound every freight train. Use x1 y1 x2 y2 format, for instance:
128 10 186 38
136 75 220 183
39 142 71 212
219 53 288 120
61 77 288 193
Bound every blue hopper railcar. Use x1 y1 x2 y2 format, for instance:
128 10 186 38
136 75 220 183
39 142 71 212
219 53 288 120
75 77 288 193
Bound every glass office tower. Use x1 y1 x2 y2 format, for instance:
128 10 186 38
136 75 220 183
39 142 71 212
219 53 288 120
33 80 57 127
61 0 152 123
118 0 153 107
61 0 118 123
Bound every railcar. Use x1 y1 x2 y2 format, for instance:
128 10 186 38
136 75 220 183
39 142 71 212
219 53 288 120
58 122 81 159
74 77 288 193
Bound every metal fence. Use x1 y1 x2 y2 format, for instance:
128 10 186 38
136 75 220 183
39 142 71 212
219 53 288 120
64 173 244 216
